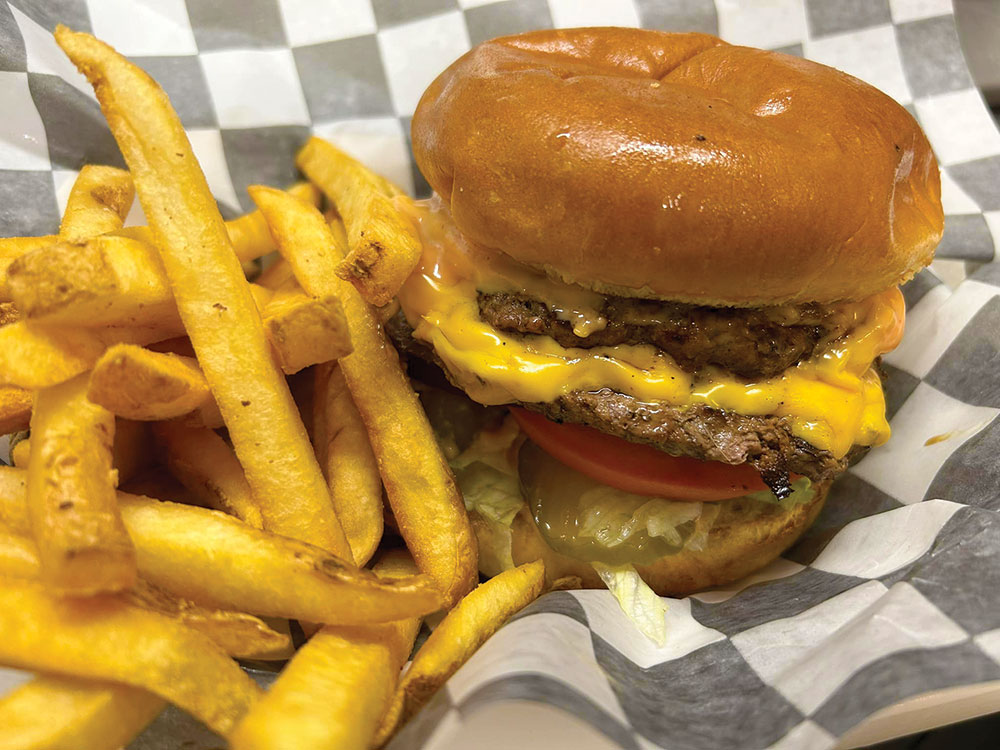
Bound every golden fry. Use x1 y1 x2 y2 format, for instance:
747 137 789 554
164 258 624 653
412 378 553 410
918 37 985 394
262 284 352 374
0 468 27 530
0 676 164 750
9 438 29 469
28 184 321 329
0 302 20 326
128 579 291 660
229 552 422 750
11 420 153 486
295 137 421 306
0 236 59 255
118 181 321 263
0 385 31 435
0 319 179 390
315 362 382 565
115 493 441 624
0 466 442 624
56 27 351 560
225 182 321 263
27 373 136 594
256 256 295 290
0 529 38 579
59 165 134 243
376 560 546 744
88 344 217 423
154 421 264 528
8 199 314 332
0 236 58 301
0 579 260 737
7 235 179 328
249 185 476 606
0 530 290 660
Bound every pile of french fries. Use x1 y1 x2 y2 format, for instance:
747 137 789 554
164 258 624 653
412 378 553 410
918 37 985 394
0 26 548 750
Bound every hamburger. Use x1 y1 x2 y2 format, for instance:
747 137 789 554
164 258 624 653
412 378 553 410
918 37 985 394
387 28 943 617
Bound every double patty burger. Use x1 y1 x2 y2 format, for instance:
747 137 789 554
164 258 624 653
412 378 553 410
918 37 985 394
389 28 943 598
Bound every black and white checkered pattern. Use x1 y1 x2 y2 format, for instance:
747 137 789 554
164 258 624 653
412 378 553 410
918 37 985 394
0 2 998 749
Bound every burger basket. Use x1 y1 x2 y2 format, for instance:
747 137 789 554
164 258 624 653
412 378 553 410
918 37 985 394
1 1 998 748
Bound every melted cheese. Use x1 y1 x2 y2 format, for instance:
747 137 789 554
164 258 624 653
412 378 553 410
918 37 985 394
395 197 904 460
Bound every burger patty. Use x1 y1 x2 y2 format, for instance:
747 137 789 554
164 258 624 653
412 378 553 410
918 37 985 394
527 392 864 498
386 312 864 496
477 292 852 379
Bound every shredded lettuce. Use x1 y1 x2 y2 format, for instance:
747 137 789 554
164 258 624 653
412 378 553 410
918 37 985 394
576 487 703 549
453 462 523 526
592 562 668 647
447 415 525 577
449 415 522 474
449 415 524 520
684 502 721 552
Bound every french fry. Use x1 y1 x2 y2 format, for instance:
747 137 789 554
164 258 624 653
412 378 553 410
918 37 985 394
0 529 37 579
229 551 422 750
0 302 19 326
115 493 442 624
56 27 351 560
0 468 27 531
8 198 319 331
153 421 264 528
9 438 30 469
128 579 292 660
0 307 29 434
0 319 180 390
0 236 59 255
117 181 320 264
375 560 547 744
59 164 134 244
0 236 58 301
225 181 322 263
0 530 290 660
12 420 153 487
262 284 352 374
0 466 443 624
87 344 220 425
0 579 261 737
314 362 382 565
295 137 421 306
249 185 476 606
27 373 136 594
7 235 180 328
256 256 295 290
0 676 164 750
0 385 31 435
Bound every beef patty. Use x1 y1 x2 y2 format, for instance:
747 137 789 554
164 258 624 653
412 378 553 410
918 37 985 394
386 312 866 497
528 392 865 498
478 291 853 379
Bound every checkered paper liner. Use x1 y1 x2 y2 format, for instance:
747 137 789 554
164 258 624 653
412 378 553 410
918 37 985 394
0 0 998 748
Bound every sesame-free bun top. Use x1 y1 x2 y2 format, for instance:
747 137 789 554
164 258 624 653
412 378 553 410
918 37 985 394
411 28 944 306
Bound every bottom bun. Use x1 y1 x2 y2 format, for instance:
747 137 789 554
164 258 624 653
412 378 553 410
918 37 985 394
486 481 830 598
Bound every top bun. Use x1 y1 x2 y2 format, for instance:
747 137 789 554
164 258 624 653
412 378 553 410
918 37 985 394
411 28 943 306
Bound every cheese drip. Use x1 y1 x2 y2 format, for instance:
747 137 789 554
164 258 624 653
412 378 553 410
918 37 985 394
395 197 904 459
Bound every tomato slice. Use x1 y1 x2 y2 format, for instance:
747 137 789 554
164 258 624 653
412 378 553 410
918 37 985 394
510 407 770 502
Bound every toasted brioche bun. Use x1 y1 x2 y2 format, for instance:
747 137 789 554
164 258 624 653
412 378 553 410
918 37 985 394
412 28 943 306
470 480 829 597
